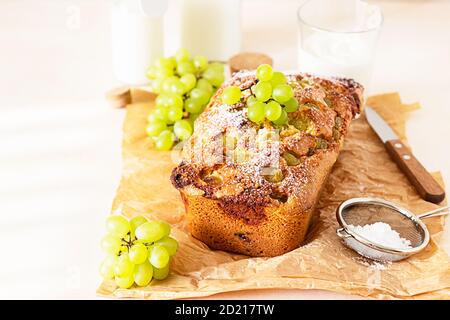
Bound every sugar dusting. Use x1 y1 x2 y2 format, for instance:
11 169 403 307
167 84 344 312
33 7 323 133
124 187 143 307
187 96 282 186
179 70 362 200
348 222 412 250
353 256 391 270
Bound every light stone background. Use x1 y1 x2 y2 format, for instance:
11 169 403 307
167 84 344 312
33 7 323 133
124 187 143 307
0 0 449 299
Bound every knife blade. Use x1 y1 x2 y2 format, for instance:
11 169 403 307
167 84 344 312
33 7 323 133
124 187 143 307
365 106 445 204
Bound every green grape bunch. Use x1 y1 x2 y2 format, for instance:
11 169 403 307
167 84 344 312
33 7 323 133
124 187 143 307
99 215 179 289
220 64 298 126
146 48 226 151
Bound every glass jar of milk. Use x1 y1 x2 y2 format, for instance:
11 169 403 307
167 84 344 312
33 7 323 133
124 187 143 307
297 0 383 90
110 0 167 85
179 0 242 61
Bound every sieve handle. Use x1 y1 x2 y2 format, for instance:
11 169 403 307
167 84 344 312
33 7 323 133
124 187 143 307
385 139 446 204
336 228 351 238
417 205 450 219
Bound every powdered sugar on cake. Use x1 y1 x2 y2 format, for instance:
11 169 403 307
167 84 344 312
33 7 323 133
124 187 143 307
175 71 363 203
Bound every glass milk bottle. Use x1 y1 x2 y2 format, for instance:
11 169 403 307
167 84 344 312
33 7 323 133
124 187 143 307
179 0 242 61
110 0 167 85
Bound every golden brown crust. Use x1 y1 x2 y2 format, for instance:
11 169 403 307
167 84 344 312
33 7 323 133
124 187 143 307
171 71 363 256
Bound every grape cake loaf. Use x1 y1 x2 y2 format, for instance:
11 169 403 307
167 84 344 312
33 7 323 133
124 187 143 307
171 71 363 257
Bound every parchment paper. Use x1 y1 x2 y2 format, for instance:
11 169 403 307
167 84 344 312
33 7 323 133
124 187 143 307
97 90 450 299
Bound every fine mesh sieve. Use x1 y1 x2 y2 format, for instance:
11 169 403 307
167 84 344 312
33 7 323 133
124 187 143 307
336 198 449 262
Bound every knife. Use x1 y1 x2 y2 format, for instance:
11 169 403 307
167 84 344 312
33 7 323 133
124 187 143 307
365 106 445 204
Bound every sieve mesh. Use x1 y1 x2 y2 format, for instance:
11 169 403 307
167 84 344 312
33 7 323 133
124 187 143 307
341 203 426 248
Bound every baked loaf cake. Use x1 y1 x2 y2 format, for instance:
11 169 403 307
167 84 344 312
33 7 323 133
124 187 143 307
171 71 363 257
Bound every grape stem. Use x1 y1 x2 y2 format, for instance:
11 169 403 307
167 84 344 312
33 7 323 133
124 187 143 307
120 233 135 247
117 232 155 257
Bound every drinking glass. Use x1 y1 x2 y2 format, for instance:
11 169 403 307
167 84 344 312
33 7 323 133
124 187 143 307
297 0 383 90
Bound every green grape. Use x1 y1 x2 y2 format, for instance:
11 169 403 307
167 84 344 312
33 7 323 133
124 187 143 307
152 66 173 79
202 68 225 87
153 264 170 280
265 101 282 121
162 77 185 96
155 130 175 151
146 66 158 79
174 119 193 141
184 98 203 114
147 244 155 256
196 78 213 94
284 98 299 113
106 215 130 238
155 94 170 108
177 61 195 76
221 86 242 105
175 48 190 62
273 109 288 125
101 234 122 255
207 62 225 73
193 55 208 71
166 94 184 110
147 112 158 123
114 253 135 278
246 95 258 107
151 78 164 94
136 221 168 242
129 243 148 264
159 221 171 238
254 81 272 102
130 216 147 236
167 106 183 123
146 120 167 137
156 237 179 256
256 64 274 82
155 57 175 70
133 261 153 287
168 56 177 68
188 113 200 127
270 71 287 87
149 245 170 269
247 101 266 123
160 67 174 79
190 88 210 105
180 74 197 92
272 84 294 104
115 274 134 289
99 255 118 279
283 152 300 166
154 107 170 122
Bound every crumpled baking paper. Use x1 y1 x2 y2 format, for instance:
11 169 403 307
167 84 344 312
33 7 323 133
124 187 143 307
97 89 450 299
